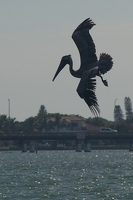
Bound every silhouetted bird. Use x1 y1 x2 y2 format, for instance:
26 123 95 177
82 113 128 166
53 18 113 116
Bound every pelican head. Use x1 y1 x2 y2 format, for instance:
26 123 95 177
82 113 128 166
52 55 71 81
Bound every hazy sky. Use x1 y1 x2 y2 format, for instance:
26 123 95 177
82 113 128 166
0 0 133 121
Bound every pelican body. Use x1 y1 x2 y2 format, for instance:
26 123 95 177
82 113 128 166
53 18 113 115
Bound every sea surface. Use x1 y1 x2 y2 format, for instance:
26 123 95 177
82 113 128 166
0 150 133 200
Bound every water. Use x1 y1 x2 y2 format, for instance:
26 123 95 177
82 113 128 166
0 150 133 200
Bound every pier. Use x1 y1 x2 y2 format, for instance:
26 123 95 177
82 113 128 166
0 131 133 152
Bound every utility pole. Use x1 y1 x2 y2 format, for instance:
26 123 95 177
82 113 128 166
8 99 10 118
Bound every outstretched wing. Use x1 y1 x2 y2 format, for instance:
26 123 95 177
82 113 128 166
84 77 100 116
72 18 98 68
76 68 100 116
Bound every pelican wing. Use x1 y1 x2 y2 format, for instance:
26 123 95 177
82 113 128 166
84 77 100 116
77 69 100 116
72 18 98 67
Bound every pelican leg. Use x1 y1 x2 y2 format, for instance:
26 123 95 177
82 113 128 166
99 75 108 87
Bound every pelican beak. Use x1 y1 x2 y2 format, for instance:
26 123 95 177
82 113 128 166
52 58 67 81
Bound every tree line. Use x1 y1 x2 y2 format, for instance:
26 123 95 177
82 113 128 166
0 105 74 134
114 97 133 122
113 96 133 132
78 96 133 133
0 97 133 134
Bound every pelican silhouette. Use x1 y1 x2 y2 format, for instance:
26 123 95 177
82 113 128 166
53 18 113 115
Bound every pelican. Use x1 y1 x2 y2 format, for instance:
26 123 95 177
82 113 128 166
53 18 113 115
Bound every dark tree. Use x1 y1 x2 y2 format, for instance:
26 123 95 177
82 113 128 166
35 105 48 132
54 113 62 132
124 97 133 120
37 105 47 118
114 105 124 123
86 117 111 127
22 117 35 134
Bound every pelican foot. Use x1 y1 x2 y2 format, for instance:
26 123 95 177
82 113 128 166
103 80 108 87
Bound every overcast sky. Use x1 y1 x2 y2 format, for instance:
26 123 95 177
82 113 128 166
0 0 133 121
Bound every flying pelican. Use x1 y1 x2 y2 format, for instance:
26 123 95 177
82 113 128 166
52 18 113 115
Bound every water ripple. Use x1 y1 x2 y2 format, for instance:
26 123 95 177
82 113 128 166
0 150 133 199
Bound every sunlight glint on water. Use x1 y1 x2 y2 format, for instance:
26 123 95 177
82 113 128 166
0 150 133 200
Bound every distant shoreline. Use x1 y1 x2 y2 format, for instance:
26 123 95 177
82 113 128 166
0 145 130 151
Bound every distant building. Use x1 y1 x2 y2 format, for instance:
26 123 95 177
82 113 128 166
85 124 101 132
42 115 86 132
34 114 101 133
61 115 86 131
